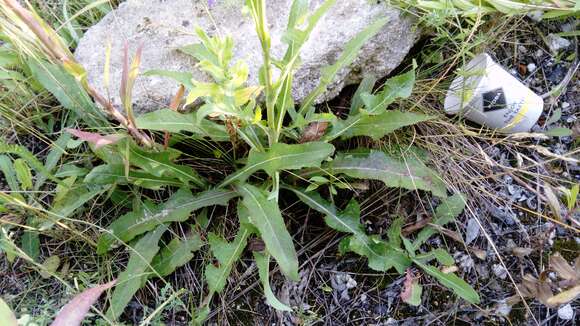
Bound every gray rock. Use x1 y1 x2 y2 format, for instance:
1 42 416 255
492 263 507 280
557 303 574 320
546 34 571 53
75 0 418 114
465 218 480 245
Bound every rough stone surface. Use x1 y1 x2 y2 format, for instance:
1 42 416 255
75 0 418 114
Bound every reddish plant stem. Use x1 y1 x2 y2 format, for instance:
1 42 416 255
2 0 153 147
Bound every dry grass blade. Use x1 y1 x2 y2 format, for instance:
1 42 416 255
0 0 153 147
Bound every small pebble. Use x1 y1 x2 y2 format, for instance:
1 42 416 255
547 34 571 53
561 102 570 109
558 304 574 320
526 63 537 73
535 49 543 58
496 300 512 316
360 293 367 303
346 277 357 289
492 264 508 280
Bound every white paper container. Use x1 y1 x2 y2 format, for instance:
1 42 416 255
444 53 543 133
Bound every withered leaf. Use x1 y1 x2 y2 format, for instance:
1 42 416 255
66 129 123 149
512 247 533 258
51 280 116 326
550 253 577 281
300 121 329 143
546 285 580 306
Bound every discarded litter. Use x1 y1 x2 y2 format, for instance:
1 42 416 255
444 53 543 133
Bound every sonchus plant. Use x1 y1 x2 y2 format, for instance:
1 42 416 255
1 0 480 323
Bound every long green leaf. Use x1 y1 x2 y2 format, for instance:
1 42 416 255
413 193 465 249
84 164 185 190
149 233 203 278
97 188 236 254
205 227 250 294
298 17 388 115
42 184 107 229
13 159 32 190
254 251 292 311
238 184 298 280
221 142 334 187
106 225 167 320
415 260 480 304
0 155 20 193
135 109 229 141
28 59 106 127
328 110 433 141
329 151 447 197
289 188 410 273
21 227 40 262
362 69 416 114
414 249 455 266
127 145 206 188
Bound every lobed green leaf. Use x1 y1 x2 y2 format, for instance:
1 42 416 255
149 233 204 278
329 150 447 197
97 188 236 254
289 188 410 273
135 109 229 141
205 227 250 294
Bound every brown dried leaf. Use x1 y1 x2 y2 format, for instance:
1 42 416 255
50 280 116 326
546 285 580 306
544 184 562 220
512 247 533 258
519 274 538 298
299 121 328 143
441 265 459 274
520 273 554 305
550 253 577 281
470 247 487 260
402 216 431 236
66 129 123 149
537 280 554 307
169 85 185 111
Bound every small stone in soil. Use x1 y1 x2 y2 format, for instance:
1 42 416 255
527 63 537 73
492 264 508 280
546 34 571 53
495 300 512 316
465 218 480 245
557 303 574 320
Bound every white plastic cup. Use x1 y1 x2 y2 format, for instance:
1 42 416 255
444 53 543 133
